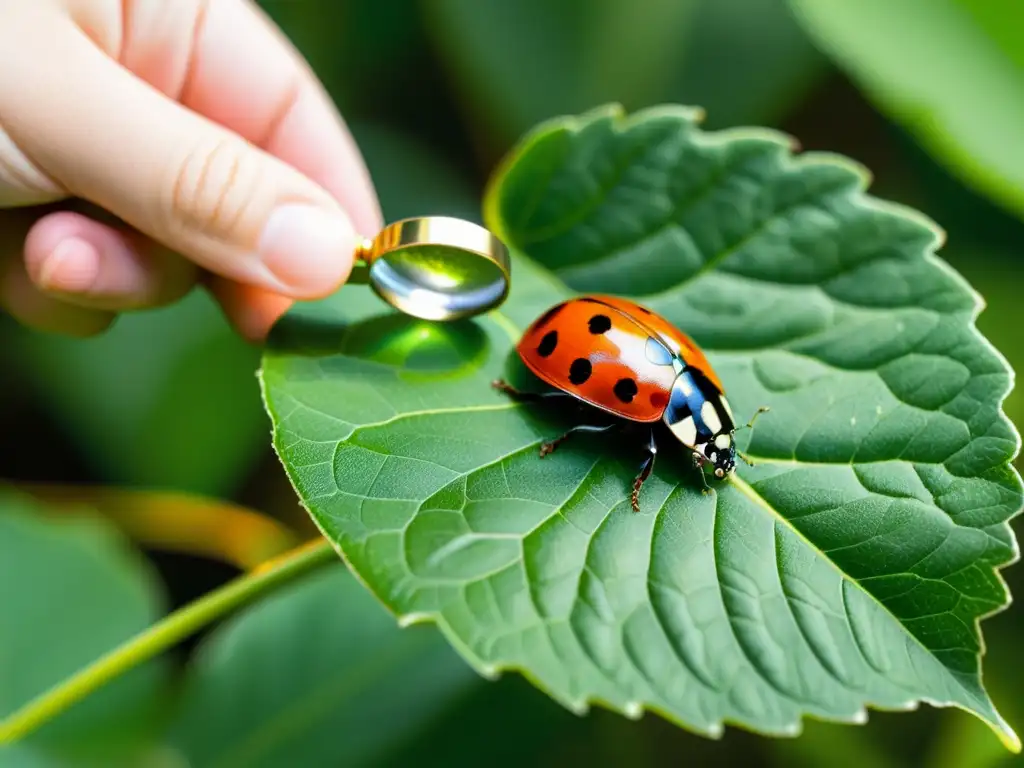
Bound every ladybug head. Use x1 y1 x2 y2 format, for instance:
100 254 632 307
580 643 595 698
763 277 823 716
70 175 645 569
712 449 735 478
709 433 736 479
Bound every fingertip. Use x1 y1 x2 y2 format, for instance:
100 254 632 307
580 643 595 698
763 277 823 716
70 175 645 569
33 236 101 294
24 211 197 309
257 203 357 299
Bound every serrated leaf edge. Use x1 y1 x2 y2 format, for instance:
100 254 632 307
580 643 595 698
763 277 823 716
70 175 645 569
258 102 1023 751
481 102 1022 749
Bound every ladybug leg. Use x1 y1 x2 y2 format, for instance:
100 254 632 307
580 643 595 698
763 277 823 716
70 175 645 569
691 451 712 494
630 429 658 513
540 423 616 457
492 379 575 403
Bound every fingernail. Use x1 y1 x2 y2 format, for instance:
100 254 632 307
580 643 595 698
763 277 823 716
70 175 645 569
259 204 357 297
38 238 100 294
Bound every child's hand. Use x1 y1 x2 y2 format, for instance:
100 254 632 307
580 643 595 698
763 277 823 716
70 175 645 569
0 0 382 340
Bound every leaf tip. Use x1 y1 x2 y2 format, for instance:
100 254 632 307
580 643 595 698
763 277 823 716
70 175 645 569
989 717 1021 754
477 663 501 681
396 611 431 629
623 701 644 720
567 698 590 716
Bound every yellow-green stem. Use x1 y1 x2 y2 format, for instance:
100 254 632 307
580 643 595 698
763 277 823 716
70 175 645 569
0 537 337 744
13 483 303 570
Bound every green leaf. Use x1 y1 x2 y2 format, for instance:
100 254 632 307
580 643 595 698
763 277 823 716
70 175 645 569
0 492 169 763
260 104 1022 748
167 563 478 768
787 0 1024 222
0 745 71 768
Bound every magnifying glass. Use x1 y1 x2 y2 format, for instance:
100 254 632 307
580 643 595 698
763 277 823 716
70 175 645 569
347 216 511 321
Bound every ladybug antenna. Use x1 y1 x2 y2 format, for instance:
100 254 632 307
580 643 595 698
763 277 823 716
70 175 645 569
734 405 770 433
733 406 770 469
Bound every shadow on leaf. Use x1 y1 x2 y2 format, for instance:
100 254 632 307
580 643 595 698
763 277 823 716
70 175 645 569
267 305 489 378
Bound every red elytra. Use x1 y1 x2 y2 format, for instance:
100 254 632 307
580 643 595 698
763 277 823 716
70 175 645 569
493 294 768 511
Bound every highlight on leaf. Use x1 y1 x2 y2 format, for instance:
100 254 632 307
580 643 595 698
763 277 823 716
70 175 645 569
260 103 1022 750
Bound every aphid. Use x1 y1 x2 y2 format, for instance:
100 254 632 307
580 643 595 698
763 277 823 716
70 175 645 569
493 294 768 511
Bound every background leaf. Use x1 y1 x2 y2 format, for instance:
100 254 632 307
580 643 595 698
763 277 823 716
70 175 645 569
0 491 169 764
9 292 265 497
427 0 824 155
261 104 1022 748
167 562 479 768
350 122 482 224
787 0 1024 222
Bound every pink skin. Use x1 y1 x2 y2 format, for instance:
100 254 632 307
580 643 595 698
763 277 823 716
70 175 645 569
0 0 382 341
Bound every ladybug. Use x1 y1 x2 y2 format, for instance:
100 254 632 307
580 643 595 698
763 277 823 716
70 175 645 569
493 294 768 511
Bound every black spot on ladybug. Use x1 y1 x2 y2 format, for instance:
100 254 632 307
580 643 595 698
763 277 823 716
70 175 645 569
588 314 612 334
537 331 558 357
569 358 592 385
613 377 638 403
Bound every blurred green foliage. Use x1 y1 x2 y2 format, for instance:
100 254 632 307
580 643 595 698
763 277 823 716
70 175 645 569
0 493 169 766
788 0 1024 222
2 0 1024 766
168 564 478 768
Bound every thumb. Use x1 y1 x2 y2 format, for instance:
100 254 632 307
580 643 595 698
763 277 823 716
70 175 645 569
0 16 358 299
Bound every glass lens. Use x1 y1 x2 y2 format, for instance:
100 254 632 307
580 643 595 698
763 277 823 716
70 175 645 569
368 244 507 320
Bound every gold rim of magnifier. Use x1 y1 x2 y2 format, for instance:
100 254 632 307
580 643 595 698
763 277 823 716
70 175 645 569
347 216 511 321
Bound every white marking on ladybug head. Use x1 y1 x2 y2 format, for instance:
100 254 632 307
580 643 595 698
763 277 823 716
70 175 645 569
715 433 732 450
701 400 722 434
670 415 698 447
709 451 718 463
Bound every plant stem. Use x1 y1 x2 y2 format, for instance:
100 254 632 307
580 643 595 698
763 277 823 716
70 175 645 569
0 537 337 744
13 483 303 570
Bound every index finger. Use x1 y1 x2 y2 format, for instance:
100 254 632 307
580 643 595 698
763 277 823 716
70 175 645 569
120 0 383 237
